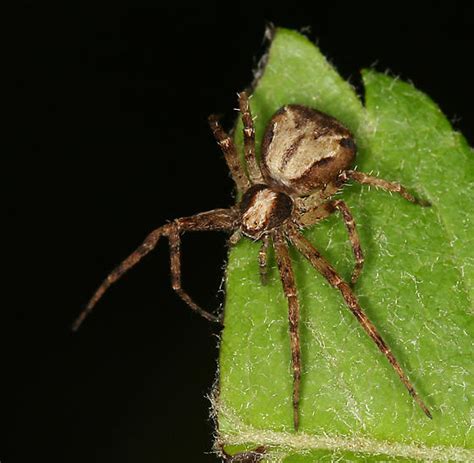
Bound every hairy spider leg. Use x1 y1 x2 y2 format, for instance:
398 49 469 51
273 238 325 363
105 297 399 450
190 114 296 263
273 230 302 430
287 224 432 419
238 91 264 184
258 234 270 285
208 115 250 192
168 224 220 323
332 200 365 285
292 175 348 228
296 167 431 284
294 195 334 227
294 197 364 285
72 208 237 331
343 170 431 207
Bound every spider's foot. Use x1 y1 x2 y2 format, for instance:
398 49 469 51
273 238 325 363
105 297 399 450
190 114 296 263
215 311 225 327
417 198 431 207
197 308 223 325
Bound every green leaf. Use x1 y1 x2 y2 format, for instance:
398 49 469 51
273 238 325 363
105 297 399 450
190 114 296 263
216 28 473 462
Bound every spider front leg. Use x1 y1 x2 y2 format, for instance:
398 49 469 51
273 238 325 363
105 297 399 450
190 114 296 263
209 115 250 192
343 170 431 206
168 224 220 323
238 91 264 184
72 224 170 331
287 224 432 419
73 208 237 330
273 230 302 430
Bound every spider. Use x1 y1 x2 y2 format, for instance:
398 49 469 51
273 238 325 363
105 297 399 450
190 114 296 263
73 91 432 429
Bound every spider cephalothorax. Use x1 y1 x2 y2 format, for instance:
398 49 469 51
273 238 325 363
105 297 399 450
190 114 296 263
73 92 432 429
239 184 293 238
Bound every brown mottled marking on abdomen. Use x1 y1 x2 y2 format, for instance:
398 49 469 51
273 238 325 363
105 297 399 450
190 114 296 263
279 133 305 170
260 105 356 196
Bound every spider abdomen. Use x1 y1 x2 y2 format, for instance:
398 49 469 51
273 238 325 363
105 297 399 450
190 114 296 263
239 184 293 238
260 105 356 196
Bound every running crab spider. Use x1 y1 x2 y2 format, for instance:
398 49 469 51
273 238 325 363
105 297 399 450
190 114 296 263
73 91 432 429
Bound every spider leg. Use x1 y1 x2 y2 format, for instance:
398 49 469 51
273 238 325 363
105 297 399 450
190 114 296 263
72 208 237 331
273 229 302 430
208 115 251 192
286 224 432 419
294 200 332 228
168 223 220 323
258 234 270 285
342 170 431 206
293 181 341 227
294 198 363 285
238 91 264 184
228 229 242 246
72 225 169 331
332 200 364 285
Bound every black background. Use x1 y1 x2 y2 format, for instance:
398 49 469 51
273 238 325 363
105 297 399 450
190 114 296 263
8 2 473 462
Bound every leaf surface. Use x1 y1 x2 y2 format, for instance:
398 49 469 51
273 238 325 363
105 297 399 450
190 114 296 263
217 28 473 462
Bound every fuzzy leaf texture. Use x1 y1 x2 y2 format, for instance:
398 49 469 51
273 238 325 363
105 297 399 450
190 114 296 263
216 28 473 462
